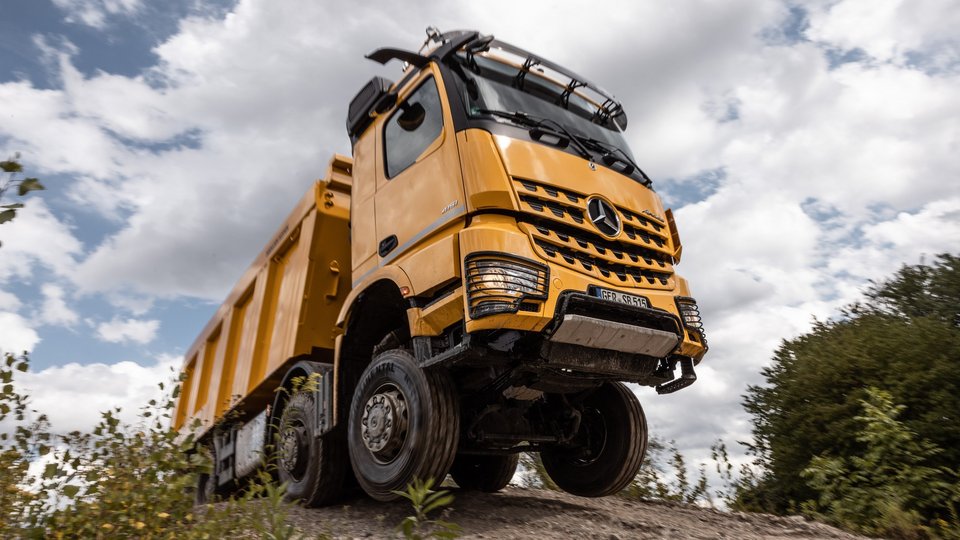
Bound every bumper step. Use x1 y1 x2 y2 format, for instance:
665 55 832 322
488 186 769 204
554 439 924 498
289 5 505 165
655 357 697 394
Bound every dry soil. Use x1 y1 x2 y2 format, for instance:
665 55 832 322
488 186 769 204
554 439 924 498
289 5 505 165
281 486 871 540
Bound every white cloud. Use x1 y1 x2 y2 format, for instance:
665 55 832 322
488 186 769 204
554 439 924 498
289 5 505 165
828 198 960 281
17 354 180 433
0 312 40 353
95 317 160 344
51 0 143 29
0 290 41 353
1 0 959 469
805 0 960 71
6 0 793 301
37 284 79 327
0 290 21 311
0 199 83 284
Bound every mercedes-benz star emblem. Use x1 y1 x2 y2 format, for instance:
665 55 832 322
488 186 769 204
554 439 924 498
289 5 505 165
587 197 621 237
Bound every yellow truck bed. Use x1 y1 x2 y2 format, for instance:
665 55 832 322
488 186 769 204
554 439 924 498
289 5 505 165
173 156 353 435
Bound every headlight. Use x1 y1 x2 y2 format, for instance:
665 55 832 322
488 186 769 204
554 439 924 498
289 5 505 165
465 254 549 318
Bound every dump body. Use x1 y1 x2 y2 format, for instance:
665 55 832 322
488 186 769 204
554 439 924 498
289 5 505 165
173 156 352 435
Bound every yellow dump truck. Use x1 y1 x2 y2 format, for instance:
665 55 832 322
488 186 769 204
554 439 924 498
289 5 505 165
173 28 707 505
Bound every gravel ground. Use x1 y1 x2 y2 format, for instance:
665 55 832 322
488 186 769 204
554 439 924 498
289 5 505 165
276 486 871 540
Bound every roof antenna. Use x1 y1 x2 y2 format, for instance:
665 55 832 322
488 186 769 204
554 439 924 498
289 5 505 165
420 26 443 54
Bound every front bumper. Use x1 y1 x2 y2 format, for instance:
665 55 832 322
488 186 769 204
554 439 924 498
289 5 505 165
458 215 707 363
550 314 679 357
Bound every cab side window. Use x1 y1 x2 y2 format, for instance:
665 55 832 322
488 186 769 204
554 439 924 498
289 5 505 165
384 77 443 178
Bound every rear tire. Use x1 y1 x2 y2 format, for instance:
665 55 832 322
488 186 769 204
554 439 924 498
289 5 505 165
194 444 217 505
276 392 348 506
541 382 647 497
194 471 216 505
450 453 519 493
348 349 459 501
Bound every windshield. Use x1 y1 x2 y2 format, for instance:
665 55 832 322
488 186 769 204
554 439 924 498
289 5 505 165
448 53 636 162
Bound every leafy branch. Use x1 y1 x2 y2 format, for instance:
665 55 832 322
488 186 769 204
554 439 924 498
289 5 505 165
0 153 45 232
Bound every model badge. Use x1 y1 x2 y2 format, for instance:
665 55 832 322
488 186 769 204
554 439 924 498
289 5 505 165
586 197 621 237
440 200 459 215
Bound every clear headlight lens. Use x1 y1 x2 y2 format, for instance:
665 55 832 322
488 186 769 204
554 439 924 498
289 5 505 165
465 255 549 318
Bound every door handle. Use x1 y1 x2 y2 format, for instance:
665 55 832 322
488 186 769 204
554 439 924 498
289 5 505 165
378 235 398 257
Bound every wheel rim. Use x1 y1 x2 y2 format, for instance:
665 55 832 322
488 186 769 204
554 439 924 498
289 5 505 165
574 408 608 465
360 383 409 464
279 418 309 481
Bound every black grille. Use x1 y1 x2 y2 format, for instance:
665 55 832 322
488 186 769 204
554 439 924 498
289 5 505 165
519 195 585 224
535 239 671 286
512 176 675 288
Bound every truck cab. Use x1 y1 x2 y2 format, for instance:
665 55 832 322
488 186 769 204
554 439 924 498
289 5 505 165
336 29 706 500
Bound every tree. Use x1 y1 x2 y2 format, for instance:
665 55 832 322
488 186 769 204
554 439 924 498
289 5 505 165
741 254 960 515
0 153 45 246
801 388 959 538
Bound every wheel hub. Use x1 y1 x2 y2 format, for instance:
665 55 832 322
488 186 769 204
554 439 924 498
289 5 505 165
361 387 408 461
279 422 308 476
574 408 608 465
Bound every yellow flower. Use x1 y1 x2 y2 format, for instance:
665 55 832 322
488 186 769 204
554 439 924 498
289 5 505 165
101 523 114 530
157 512 170 519
134 521 146 530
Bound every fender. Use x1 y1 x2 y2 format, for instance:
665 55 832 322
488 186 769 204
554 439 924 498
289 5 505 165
336 266 414 330
268 359 335 439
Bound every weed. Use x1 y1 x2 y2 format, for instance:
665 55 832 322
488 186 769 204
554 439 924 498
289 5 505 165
392 477 462 539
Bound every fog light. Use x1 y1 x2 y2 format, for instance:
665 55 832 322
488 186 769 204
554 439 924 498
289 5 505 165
675 296 707 346
465 254 549 319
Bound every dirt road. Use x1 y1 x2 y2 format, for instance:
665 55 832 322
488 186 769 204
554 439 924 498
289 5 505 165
283 486 868 539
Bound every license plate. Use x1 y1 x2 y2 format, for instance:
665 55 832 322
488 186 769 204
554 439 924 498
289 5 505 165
592 287 649 309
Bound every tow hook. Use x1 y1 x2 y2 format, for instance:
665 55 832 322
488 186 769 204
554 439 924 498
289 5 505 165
655 357 697 394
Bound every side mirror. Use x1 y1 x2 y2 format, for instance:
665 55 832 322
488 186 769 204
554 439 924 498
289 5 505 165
373 92 398 115
347 76 395 141
397 102 426 131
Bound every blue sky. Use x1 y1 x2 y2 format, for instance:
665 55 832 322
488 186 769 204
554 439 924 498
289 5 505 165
0 1 225 370
1 0 959 469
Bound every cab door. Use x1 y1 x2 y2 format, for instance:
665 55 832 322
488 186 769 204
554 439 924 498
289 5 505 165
373 66 465 274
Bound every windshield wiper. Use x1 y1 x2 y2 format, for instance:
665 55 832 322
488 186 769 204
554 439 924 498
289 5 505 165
575 136 651 186
473 108 593 160
474 108 651 186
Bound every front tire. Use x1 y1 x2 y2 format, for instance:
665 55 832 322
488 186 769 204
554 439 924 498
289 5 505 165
541 382 647 497
276 392 348 506
348 349 459 501
450 453 519 493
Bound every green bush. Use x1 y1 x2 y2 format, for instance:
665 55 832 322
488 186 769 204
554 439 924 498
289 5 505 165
742 254 960 514
801 388 960 539
0 351 297 538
